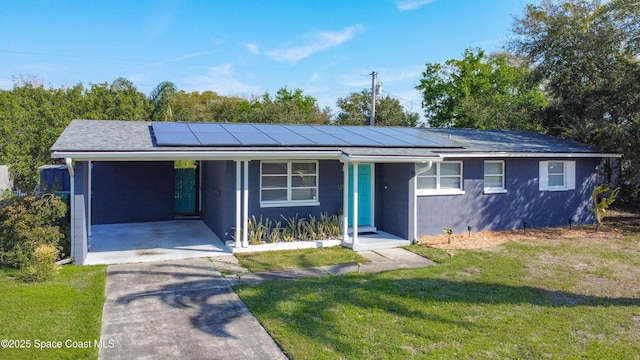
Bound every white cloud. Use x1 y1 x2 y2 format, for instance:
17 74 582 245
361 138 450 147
143 50 216 68
396 0 436 11
182 63 262 96
266 25 363 64
242 42 260 54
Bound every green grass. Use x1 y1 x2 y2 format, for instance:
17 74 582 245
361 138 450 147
235 246 370 273
236 236 640 359
0 265 107 360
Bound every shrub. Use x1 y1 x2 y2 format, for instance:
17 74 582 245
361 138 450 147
589 184 621 232
237 213 341 244
0 194 67 268
18 244 60 282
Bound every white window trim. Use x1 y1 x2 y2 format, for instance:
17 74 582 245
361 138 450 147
260 160 320 207
416 161 465 196
484 160 507 194
539 160 575 191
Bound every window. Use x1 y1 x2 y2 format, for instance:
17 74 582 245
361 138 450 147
539 161 575 191
416 162 464 195
484 161 506 193
261 161 319 207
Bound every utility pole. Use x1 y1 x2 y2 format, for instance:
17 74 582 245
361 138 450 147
370 71 377 126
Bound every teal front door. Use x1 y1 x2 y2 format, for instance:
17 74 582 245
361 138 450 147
348 164 373 227
175 168 197 214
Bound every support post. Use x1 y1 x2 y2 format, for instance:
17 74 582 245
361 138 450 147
235 160 241 248
353 162 359 245
342 162 349 243
87 160 92 237
370 71 377 126
66 158 75 262
242 160 249 247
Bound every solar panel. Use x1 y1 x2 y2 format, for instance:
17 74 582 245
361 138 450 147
250 124 316 145
283 125 349 145
151 122 462 149
233 132 280 145
153 122 191 132
194 131 242 146
356 134 412 146
391 127 462 147
313 125 352 135
153 131 200 146
220 124 257 133
188 123 226 133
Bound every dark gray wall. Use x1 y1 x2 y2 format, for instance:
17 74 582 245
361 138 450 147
246 160 343 230
92 161 175 224
416 158 601 236
200 160 235 241
377 163 412 239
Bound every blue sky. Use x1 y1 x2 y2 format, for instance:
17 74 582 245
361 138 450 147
0 0 534 115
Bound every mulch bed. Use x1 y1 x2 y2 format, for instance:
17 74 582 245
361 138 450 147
417 209 638 250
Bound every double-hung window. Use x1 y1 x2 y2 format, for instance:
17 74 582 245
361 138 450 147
484 160 506 193
416 161 464 195
261 161 319 207
539 161 575 191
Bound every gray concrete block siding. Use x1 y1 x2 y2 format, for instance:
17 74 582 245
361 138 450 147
378 163 412 239
77 156 602 254
201 160 232 241
415 157 600 236
247 160 344 229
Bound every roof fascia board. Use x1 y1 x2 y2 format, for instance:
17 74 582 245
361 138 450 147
51 150 344 161
437 152 621 158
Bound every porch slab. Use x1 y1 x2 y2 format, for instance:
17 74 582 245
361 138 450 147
85 220 232 265
342 230 412 251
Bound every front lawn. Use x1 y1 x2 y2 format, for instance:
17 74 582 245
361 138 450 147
0 265 106 360
236 236 640 359
235 246 370 273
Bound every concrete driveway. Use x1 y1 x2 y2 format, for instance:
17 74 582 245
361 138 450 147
99 257 286 360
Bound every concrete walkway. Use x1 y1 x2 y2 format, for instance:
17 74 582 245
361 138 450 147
99 258 286 360
99 248 434 359
226 247 436 284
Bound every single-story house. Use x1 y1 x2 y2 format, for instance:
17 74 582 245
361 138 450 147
51 120 618 265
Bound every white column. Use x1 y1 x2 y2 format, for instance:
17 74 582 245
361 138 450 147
242 160 249 247
353 162 359 245
342 162 349 243
87 160 92 237
66 158 75 261
235 160 241 248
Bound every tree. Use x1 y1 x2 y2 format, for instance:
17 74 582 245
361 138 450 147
206 95 256 123
415 48 548 130
510 0 640 197
149 81 177 122
251 87 330 124
171 90 222 122
0 76 151 191
81 78 150 120
335 89 419 127
0 79 80 191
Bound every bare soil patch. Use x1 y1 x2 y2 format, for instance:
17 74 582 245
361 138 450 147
417 209 639 250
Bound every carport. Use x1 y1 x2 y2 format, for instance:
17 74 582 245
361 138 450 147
84 220 231 265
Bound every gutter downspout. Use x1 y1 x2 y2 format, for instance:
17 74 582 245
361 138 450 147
65 158 75 262
413 161 432 243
